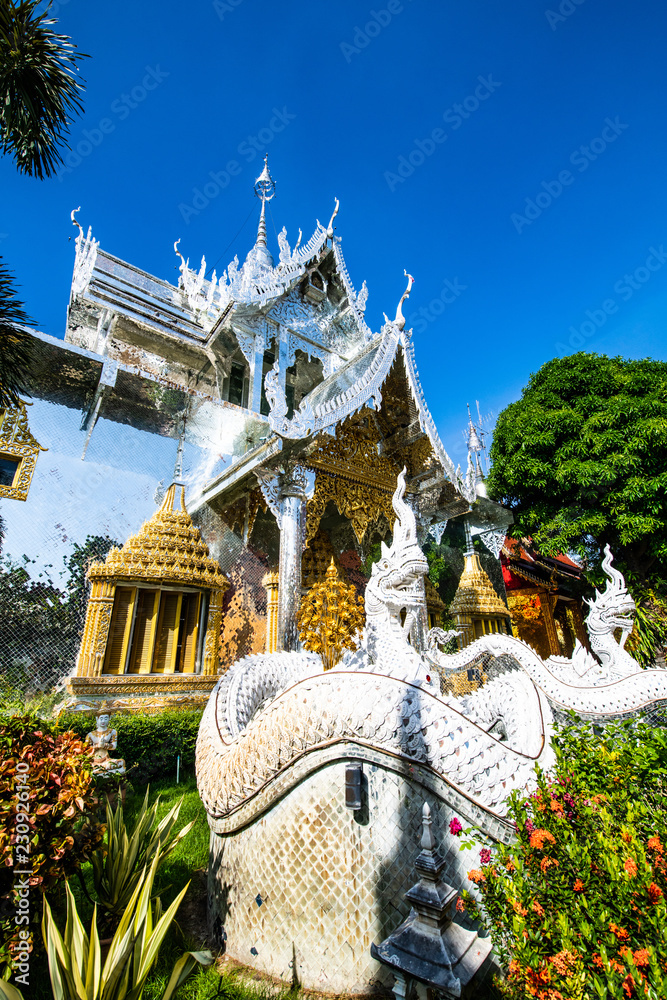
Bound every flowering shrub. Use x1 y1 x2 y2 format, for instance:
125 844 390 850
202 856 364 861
460 717 667 999
0 714 104 977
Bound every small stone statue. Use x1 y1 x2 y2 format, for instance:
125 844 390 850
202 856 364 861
86 705 126 775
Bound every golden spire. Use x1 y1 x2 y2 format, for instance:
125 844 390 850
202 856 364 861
88 484 228 591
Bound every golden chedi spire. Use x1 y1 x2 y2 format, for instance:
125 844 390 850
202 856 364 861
449 518 510 647
449 551 509 619
88 484 228 592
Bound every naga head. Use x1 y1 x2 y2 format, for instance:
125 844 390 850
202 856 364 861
369 468 428 615
584 545 636 638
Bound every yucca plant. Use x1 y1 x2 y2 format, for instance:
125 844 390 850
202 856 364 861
89 790 195 924
42 853 213 1000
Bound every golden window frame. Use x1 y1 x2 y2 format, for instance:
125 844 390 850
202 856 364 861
0 402 46 502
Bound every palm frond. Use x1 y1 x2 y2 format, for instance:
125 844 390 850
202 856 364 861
0 255 33 407
0 0 88 178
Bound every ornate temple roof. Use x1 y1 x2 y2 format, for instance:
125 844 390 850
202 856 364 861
89 483 229 592
449 552 510 619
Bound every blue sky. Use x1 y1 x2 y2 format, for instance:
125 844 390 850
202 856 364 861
2 0 667 468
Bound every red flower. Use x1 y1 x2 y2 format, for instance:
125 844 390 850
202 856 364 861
624 858 638 878
573 878 584 892
449 817 462 836
648 882 663 903
480 848 491 864
530 829 556 850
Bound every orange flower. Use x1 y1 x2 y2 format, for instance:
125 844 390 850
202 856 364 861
511 898 528 916
633 949 650 968
549 798 564 817
467 869 485 884
531 900 545 917
648 882 663 903
647 836 663 853
455 896 465 913
573 878 584 892
549 950 577 976
592 953 604 968
621 830 633 844
505 858 516 873
540 856 559 873
622 973 635 998
624 858 638 878
530 829 556 850
610 923 630 942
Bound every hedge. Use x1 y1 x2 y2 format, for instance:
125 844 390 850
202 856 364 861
57 708 203 786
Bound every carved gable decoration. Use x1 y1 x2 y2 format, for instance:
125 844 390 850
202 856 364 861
306 417 401 544
0 401 47 501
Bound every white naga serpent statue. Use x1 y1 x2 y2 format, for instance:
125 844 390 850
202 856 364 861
196 472 667 829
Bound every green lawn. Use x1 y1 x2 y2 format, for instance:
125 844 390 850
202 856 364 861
24 777 501 999
27 777 305 1000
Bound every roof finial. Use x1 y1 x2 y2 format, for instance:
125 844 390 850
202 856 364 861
394 270 414 330
71 206 83 239
326 198 339 239
254 154 276 251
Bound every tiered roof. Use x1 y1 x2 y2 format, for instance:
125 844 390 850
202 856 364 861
89 484 229 592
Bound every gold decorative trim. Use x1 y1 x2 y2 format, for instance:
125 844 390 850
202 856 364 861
0 401 47 501
89 484 229 591
449 552 510 647
76 484 229 678
306 470 395 545
309 421 400 492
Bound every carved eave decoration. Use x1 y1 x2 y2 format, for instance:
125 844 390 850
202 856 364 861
88 484 229 593
0 401 47 501
305 419 401 545
219 488 267 543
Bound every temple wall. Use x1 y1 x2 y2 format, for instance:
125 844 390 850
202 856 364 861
0 392 259 693
208 756 492 995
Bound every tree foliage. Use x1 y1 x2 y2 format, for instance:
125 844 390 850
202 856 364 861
0 0 87 179
487 353 667 591
460 717 667 999
0 259 33 410
0 535 119 693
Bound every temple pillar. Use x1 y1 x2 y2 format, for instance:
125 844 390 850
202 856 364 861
203 589 224 675
263 570 279 653
276 464 315 652
569 600 589 648
249 339 265 414
277 490 305 652
75 579 115 677
539 590 561 656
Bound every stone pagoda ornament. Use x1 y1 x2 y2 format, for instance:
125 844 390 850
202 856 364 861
371 802 492 999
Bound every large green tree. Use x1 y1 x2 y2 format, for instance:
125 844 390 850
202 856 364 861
0 0 87 407
487 353 667 591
